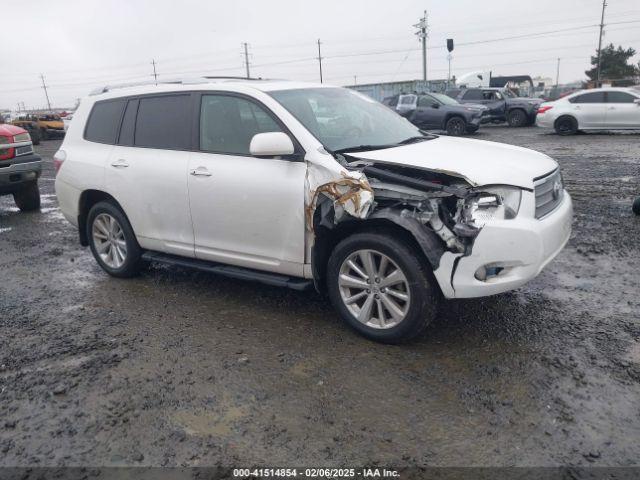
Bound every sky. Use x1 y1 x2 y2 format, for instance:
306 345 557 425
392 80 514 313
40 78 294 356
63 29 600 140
2 0 639 110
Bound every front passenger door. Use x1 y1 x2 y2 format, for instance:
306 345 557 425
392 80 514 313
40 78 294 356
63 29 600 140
568 91 607 128
187 94 307 277
605 91 640 128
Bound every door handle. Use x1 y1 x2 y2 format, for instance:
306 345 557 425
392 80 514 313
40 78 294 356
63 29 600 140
190 167 212 177
111 159 129 168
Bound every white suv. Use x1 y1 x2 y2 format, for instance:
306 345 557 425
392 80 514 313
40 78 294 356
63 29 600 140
55 78 573 343
536 87 640 135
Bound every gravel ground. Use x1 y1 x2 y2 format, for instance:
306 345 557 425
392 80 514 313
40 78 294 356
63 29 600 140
1 126 639 470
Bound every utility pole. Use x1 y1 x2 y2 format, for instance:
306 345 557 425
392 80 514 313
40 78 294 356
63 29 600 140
353 75 357 85
242 43 251 79
555 57 561 88
317 39 323 83
151 59 158 85
596 0 607 87
40 74 52 111
414 11 428 82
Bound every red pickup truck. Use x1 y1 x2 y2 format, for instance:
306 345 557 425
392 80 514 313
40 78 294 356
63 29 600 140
0 123 42 211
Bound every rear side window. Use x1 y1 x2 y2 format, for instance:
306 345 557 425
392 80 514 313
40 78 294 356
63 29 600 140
606 91 637 103
199 94 283 155
462 89 483 100
570 92 605 104
85 100 126 144
135 95 191 149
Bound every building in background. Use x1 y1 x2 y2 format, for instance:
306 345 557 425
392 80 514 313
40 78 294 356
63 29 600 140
347 79 448 102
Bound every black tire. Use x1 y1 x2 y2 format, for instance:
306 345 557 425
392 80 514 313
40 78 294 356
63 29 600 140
507 109 527 127
326 232 439 344
86 201 143 278
445 116 467 136
13 181 41 212
554 116 578 136
466 125 479 134
633 197 640 216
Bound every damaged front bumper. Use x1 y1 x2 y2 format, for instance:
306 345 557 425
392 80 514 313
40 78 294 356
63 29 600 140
434 191 573 298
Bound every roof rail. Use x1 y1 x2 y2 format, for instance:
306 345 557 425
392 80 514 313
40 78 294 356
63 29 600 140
89 76 268 96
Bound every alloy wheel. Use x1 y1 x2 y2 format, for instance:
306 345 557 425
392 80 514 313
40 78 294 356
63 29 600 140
338 249 410 329
92 213 127 269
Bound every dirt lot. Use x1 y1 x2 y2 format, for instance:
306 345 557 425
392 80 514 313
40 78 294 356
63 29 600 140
1 126 639 470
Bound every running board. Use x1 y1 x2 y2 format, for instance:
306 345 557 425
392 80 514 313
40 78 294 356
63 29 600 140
141 251 313 291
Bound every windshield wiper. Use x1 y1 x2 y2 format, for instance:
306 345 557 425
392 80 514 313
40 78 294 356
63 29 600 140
332 144 397 154
397 134 435 145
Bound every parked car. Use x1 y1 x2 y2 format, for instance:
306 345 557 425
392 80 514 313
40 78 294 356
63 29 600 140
446 87 543 127
0 124 42 211
12 113 65 140
10 116 41 145
63 113 75 132
383 93 489 135
536 87 640 135
55 79 572 343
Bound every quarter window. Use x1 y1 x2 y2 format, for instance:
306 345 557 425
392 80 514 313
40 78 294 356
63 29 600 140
570 92 605 104
606 91 637 103
85 100 126 144
200 95 283 155
134 95 191 149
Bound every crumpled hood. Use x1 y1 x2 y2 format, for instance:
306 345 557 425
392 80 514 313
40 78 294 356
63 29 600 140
352 135 558 189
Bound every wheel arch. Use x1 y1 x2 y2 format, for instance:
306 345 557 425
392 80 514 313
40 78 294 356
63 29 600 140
311 208 445 295
77 189 126 246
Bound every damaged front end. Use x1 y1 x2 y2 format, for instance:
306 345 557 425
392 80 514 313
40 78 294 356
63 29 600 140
307 151 517 292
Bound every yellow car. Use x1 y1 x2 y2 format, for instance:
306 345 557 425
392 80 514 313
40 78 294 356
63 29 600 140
12 113 65 141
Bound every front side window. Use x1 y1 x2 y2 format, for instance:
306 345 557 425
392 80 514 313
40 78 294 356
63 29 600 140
199 94 283 155
417 95 437 107
570 92 606 104
270 88 422 152
85 99 126 144
134 95 191 149
606 91 637 103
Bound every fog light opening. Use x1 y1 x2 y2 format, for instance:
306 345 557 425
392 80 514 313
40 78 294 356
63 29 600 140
475 265 506 281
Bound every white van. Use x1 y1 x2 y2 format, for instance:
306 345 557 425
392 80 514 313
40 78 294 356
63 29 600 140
55 78 572 343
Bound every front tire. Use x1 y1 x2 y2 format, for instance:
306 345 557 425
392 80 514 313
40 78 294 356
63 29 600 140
13 181 41 211
445 116 467 136
554 116 578 135
507 109 527 127
327 232 439 343
87 201 143 278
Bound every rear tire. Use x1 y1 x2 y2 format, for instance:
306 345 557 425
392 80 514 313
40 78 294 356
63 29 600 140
507 109 527 127
554 116 578 135
633 197 640 215
327 232 439 344
30 129 41 145
445 116 467 136
87 201 143 278
13 182 40 212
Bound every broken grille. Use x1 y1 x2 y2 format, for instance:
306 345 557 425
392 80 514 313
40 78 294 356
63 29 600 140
534 169 564 219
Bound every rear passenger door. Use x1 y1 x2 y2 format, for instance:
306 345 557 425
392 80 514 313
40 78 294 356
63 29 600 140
105 94 195 257
187 93 307 277
568 91 606 128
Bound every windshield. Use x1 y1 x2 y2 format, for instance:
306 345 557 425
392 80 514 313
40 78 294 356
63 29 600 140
430 93 459 106
269 88 424 152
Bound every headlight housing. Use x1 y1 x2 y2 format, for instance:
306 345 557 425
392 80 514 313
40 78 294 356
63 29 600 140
467 186 522 223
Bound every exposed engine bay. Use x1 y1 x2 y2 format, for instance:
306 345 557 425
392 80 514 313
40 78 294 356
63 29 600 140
307 151 520 271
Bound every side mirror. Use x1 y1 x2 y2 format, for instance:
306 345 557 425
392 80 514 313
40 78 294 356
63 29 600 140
431 102 440 109
250 132 295 157
634 98 640 105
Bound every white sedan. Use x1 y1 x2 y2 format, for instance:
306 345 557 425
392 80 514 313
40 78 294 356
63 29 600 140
536 87 640 135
